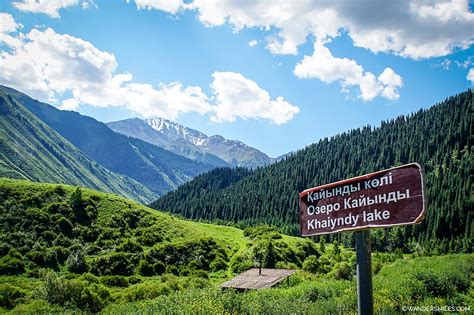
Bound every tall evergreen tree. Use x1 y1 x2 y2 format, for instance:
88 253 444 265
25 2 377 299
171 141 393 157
152 90 473 252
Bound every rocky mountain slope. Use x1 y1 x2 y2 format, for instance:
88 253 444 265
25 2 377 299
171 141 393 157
108 117 275 168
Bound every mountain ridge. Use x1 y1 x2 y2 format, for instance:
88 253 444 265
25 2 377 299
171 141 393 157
0 85 215 196
107 117 275 168
0 87 157 203
151 90 473 249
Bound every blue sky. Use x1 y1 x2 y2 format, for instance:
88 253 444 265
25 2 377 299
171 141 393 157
1 0 473 157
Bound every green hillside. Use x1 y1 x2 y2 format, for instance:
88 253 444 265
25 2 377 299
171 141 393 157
152 90 473 251
1 178 472 313
0 178 314 311
0 90 156 204
0 177 308 275
0 86 215 196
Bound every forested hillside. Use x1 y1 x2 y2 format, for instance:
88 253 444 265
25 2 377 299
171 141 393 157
0 85 215 196
0 89 156 204
152 90 473 251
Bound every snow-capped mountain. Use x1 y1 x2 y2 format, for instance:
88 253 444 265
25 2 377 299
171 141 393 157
107 118 275 168
146 118 209 146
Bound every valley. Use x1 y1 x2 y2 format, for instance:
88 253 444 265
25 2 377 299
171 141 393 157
0 86 472 314
0 178 472 313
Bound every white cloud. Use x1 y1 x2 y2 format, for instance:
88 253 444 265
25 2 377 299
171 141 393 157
0 26 212 119
468 68 474 84
81 0 97 10
0 18 297 124
210 71 299 124
133 0 186 14
12 0 96 18
378 68 403 101
135 0 474 60
440 59 452 70
248 40 258 47
0 13 23 49
454 56 473 69
13 0 78 18
294 41 402 101
0 13 21 33
132 0 473 101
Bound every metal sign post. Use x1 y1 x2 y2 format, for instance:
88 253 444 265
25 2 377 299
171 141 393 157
298 163 426 315
356 230 373 315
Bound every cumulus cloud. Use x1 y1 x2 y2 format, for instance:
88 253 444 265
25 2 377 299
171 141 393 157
132 0 473 100
0 12 21 33
210 71 299 124
0 18 297 124
135 0 474 60
13 0 96 18
294 41 403 101
0 13 23 50
133 0 187 14
248 40 258 47
468 68 474 84
378 68 403 101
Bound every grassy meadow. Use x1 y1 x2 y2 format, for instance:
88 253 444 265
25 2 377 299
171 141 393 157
0 178 472 313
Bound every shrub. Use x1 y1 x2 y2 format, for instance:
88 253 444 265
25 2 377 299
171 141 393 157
37 271 110 312
44 202 71 216
229 253 253 274
44 248 59 269
0 243 13 256
78 273 100 284
70 187 83 211
372 259 384 275
91 252 134 276
0 284 26 309
118 239 143 253
27 250 45 266
37 271 68 305
415 272 456 297
41 230 56 243
275 261 298 270
74 282 110 313
119 281 172 302
161 274 182 291
330 262 353 280
191 269 209 279
210 257 228 272
57 217 73 237
244 225 282 240
138 259 154 276
49 246 69 264
100 275 130 288
153 261 166 275
166 265 179 275
0 255 25 275
187 277 210 289
302 255 320 274
66 250 88 274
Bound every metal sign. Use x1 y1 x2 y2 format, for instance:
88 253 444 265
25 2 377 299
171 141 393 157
299 163 426 237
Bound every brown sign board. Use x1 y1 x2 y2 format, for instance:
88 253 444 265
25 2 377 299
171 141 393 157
299 163 426 236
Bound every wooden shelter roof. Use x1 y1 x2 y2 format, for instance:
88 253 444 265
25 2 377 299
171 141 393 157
220 268 296 290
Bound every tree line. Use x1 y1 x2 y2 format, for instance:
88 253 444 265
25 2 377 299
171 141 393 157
152 90 473 253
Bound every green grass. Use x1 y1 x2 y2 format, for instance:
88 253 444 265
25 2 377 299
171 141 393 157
99 254 473 314
0 89 157 204
1 178 472 314
0 177 305 256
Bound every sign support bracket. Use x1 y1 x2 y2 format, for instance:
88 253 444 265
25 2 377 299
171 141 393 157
356 230 373 315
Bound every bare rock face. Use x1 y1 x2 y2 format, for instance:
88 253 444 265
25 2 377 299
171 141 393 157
108 117 276 168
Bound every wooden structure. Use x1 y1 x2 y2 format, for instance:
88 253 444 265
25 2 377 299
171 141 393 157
220 268 296 290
